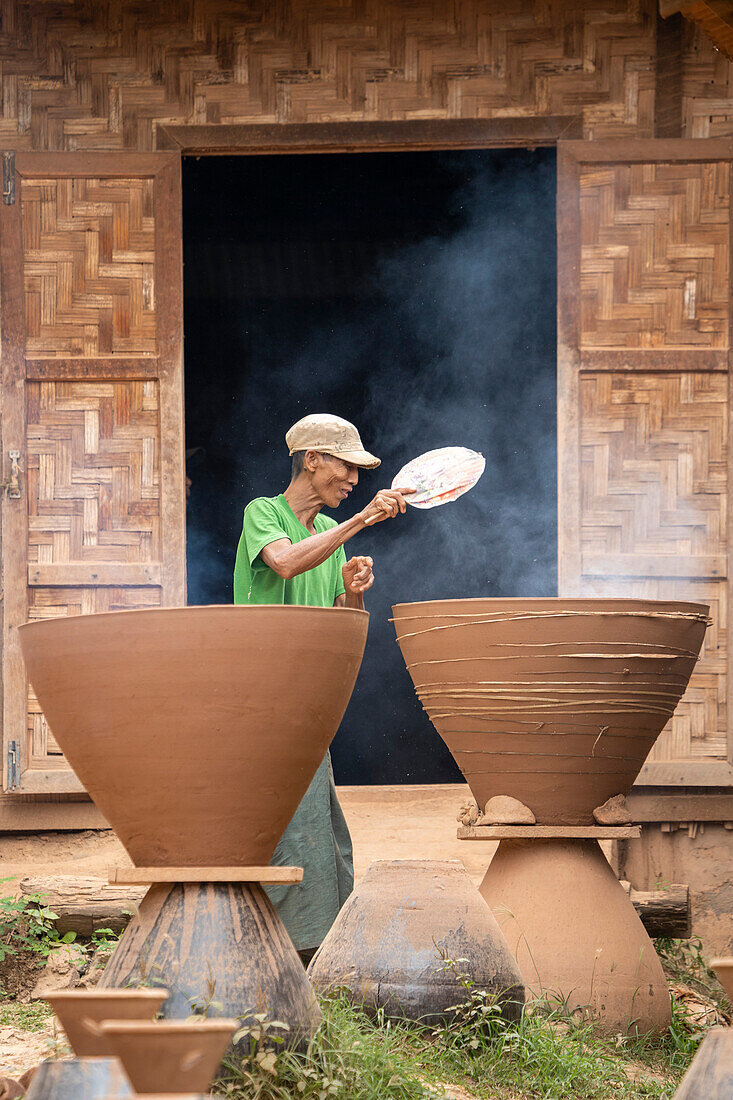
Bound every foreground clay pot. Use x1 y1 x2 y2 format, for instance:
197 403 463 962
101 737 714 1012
308 860 524 1024
100 881 321 1048
393 598 708 824
19 606 368 865
711 958 733 1005
45 989 168 1057
98 1020 236 1095
24 1058 132 1100
673 1028 733 1099
482 839 671 1035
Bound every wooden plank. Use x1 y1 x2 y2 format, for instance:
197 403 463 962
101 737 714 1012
627 790 733 819
26 358 158 380
109 866 304 884
457 824 642 839
638 760 733 784
154 156 186 607
0 797 108 830
556 143 583 595
1 161 29 793
582 554 727 578
15 153 174 177
28 564 162 587
559 138 733 163
156 117 584 154
16 769 86 794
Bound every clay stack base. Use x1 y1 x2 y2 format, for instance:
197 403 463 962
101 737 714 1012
24 1057 132 1100
308 860 524 1025
99 874 321 1052
472 830 671 1036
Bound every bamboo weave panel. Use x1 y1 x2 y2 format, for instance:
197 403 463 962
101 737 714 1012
579 162 730 349
683 25 733 138
0 0 655 147
579 373 727 763
27 381 161 567
22 177 156 357
26 586 162 767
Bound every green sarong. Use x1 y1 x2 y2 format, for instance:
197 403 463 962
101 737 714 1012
233 493 355 951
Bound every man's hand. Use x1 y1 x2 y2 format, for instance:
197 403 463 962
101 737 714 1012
360 488 415 526
342 555 374 597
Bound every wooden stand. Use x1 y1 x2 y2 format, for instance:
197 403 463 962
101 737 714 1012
459 824 672 1035
99 866 320 1052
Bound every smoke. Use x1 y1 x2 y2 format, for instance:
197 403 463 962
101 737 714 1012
183 148 557 782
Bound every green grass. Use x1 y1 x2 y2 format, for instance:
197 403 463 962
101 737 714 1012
0 997 52 1031
214 989 699 1100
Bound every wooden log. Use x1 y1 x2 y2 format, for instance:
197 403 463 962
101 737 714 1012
19 873 693 941
19 876 146 937
620 881 692 939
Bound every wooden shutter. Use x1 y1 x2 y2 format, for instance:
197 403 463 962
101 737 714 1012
1 153 185 794
558 140 733 787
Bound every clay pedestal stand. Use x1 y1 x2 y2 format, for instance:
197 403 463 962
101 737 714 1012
308 859 524 1023
673 958 733 1098
18 606 369 1052
25 988 168 1100
458 822 672 1034
393 598 710 1036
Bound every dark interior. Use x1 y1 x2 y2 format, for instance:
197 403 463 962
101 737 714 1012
183 148 557 784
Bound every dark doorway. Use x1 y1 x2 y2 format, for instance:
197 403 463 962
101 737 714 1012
183 147 557 785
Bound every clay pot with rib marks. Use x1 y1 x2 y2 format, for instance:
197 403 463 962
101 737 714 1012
392 598 708 824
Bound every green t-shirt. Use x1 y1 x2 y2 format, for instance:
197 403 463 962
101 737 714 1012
233 493 346 607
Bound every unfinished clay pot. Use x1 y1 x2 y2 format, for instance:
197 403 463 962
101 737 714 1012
98 1020 236 1095
100 881 321 1049
23 1058 132 1100
393 598 708 824
19 606 368 865
45 989 168 1057
711 958 733 1006
481 839 671 1035
674 1028 733 1099
308 860 524 1024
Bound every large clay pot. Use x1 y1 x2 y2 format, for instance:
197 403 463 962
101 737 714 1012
24 1058 132 1100
98 1020 236 1095
19 606 368 865
481 839 671 1035
393 598 708 824
308 860 524 1024
45 989 168 1056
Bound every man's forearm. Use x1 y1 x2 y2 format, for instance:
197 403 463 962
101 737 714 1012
272 513 365 579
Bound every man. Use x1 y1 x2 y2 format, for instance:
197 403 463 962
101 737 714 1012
233 413 412 962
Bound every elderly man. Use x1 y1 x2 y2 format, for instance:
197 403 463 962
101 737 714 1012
233 413 412 962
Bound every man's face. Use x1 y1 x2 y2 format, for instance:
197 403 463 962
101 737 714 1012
309 453 359 508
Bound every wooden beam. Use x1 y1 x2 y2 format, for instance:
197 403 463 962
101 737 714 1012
656 9 685 137
458 824 642 839
108 866 304 884
659 2 733 61
156 117 583 155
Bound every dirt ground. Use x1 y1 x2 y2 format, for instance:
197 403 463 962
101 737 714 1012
0 784 493 893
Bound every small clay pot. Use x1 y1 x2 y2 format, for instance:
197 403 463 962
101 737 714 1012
98 1020 236 1094
24 1058 132 1100
308 859 524 1024
18 606 368 865
45 989 168 1057
393 598 708 824
673 1028 733 1099
711 959 733 1007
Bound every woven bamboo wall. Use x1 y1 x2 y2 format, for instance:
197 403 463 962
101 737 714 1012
0 0 658 147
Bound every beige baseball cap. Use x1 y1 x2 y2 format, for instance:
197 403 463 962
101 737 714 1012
286 413 381 469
